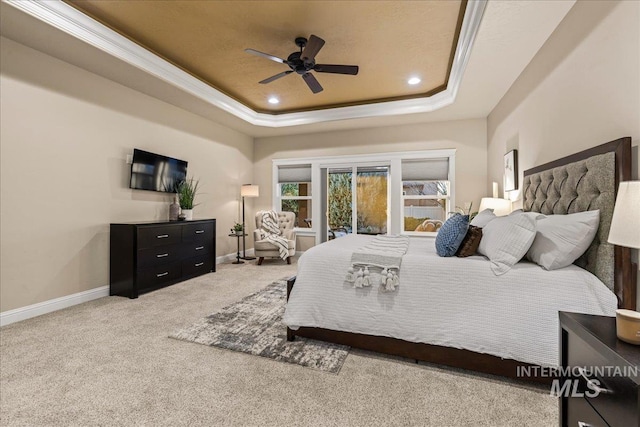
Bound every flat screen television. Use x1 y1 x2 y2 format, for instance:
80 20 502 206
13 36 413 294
129 149 188 193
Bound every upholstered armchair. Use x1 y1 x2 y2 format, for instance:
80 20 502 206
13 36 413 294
253 211 297 265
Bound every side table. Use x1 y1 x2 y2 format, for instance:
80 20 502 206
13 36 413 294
228 233 246 264
559 311 640 426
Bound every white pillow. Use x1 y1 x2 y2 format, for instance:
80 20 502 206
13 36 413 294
470 209 497 228
509 210 546 221
526 210 600 270
477 214 537 275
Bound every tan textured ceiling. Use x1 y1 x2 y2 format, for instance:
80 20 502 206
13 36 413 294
65 1 465 114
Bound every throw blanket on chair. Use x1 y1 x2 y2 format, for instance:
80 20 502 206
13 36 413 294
261 210 289 260
344 235 410 292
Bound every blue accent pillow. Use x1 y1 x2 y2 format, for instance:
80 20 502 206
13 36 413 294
435 213 470 257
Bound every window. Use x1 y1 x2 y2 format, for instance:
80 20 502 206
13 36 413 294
401 158 450 234
277 165 312 228
327 165 389 238
273 150 455 242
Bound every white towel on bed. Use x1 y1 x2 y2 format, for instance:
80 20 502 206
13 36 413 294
345 235 410 292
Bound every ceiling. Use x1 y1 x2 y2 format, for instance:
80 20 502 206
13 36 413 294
0 0 576 137
64 0 466 114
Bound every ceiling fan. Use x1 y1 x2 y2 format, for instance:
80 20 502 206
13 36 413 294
245 35 359 94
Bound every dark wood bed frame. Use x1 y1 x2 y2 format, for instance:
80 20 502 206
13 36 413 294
286 137 635 385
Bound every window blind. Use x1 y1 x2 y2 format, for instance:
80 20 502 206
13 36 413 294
401 158 449 181
278 165 312 183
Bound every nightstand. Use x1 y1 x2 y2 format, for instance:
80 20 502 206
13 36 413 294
559 312 640 427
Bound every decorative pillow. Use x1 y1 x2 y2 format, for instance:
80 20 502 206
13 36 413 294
477 214 537 275
526 210 600 270
456 226 483 257
435 214 469 257
470 209 497 228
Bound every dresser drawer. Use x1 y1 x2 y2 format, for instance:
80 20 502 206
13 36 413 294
567 332 638 426
567 396 608 427
137 244 185 268
182 255 213 278
182 222 214 242
137 262 181 291
137 226 181 249
184 240 212 258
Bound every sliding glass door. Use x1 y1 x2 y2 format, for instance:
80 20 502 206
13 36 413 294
356 166 388 234
323 164 389 241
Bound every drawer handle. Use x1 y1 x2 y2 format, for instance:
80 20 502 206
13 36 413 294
195 262 204 267
156 272 169 277
195 230 205 234
195 246 204 250
156 234 169 239
577 367 612 395
156 253 169 258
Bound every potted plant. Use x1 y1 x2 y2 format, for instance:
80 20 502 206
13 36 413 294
454 202 478 221
176 178 199 220
231 222 244 235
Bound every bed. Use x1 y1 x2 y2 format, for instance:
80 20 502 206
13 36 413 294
283 137 635 383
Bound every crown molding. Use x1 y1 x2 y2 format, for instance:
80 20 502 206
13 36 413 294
4 0 487 128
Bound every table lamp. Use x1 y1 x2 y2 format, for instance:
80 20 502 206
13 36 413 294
240 184 259 260
478 197 512 217
608 181 640 344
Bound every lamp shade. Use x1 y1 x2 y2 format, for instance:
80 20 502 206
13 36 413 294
241 184 259 198
608 181 640 249
478 197 512 217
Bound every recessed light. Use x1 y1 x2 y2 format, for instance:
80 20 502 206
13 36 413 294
407 77 421 85
268 96 280 104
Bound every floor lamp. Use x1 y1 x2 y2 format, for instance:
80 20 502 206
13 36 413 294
240 184 259 260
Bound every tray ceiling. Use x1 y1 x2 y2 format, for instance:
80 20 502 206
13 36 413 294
64 0 466 114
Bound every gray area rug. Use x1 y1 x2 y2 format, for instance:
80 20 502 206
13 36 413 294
170 280 349 373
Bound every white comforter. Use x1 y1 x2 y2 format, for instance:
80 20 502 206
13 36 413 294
283 235 618 367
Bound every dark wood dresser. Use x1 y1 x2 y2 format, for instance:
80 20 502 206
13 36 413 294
110 219 216 298
560 311 640 427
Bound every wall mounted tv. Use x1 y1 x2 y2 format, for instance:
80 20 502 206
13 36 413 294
129 149 188 193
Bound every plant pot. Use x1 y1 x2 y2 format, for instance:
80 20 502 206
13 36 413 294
182 209 193 220
234 230 243 236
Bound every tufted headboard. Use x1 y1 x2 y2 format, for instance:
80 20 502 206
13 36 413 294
522 137 634 309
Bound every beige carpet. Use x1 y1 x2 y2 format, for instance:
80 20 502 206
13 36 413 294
0 258 557 426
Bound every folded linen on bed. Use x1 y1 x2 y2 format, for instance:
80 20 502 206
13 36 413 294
344 235 409 292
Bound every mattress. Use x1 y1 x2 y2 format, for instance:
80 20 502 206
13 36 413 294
283 234 618 367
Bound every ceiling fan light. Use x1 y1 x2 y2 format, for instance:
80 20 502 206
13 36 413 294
407 76 421 85
268 96 280 105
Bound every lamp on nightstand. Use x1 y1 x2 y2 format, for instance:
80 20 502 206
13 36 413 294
478 197 512 217
608 181 640 344
240 184 259 260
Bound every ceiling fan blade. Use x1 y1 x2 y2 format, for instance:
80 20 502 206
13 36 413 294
259 70 293 84
301 35 325 61
244 48 286 64
302 73 323 94
314 64 359 75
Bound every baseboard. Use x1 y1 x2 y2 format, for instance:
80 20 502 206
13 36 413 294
216 248 255 264
1 248 281 327
0 285 109 327
216 248 305 264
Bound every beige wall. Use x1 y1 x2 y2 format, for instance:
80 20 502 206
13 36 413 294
0 37 253 312
487 0 640 303
254 119 488 248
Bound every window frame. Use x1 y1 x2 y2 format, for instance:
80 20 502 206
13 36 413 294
278 183 313 229
401 187 451 237
273 149 455 244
